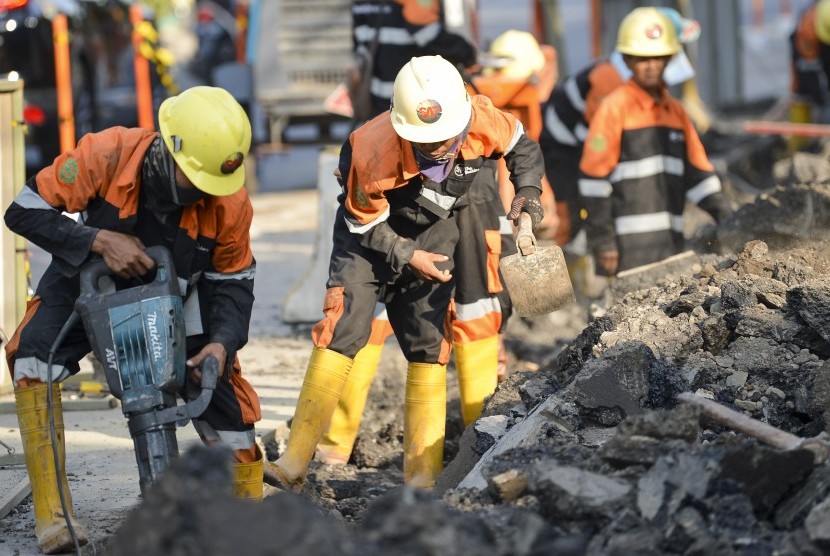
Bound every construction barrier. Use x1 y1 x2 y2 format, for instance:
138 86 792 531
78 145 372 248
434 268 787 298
0 79 27 394
281 147 341 323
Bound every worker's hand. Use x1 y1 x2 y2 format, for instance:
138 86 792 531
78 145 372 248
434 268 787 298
408 250 453 283
91 230 155 279
507 186 545 231
596 250 619 277
187 342 228 383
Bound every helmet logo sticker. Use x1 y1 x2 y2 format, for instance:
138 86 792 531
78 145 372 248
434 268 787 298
220 152 244 175
416 99 442 124
645 24 663 40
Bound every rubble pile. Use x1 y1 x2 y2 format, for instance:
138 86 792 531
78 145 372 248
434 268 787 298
440 238 830 554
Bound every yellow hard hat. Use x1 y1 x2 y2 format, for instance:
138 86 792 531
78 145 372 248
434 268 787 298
390 55 472 143
617 7 680 57
488 30 545 80
158 86 251 196
816 0 830 45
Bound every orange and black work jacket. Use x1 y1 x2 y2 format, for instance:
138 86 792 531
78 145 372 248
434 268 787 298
578 80 729 272
4 127 255 355
353 0 476 118
340 95 544 272
791 4 830 105
538 59 625 202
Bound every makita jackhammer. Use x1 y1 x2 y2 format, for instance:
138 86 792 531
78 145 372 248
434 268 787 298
73 246 218 494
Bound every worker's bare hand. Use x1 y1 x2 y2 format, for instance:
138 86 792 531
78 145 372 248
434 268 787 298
408 250 453 283
596 250 619 277
187 342 228 383
91 230 154 279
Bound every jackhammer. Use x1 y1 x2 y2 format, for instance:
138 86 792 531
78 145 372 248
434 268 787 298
73 246 218 494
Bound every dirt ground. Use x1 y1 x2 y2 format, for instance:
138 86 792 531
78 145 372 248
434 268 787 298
6 135 830 555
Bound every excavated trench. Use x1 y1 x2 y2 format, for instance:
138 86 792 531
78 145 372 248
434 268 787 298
106 141 830 555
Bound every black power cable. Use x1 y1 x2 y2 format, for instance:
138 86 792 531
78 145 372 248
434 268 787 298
46 310 82 556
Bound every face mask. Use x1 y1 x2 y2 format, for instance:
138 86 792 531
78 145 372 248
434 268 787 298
171 182 208 206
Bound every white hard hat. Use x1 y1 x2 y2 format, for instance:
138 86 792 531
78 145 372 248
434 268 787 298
390 56 472 143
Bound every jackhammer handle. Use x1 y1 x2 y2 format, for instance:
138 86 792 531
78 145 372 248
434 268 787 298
677 392 802 451
199 355 219 391
79 245 176 294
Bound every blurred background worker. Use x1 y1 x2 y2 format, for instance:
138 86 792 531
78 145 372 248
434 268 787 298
349 0 476 123
538 7 700 294
578 7 732 278
189 0 238 86
790 0 830 129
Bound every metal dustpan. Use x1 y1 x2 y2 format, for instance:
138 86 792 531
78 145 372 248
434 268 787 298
499 213 575 317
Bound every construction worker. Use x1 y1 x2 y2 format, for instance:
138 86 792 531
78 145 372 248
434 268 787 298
3 86 262 553
790 0 830 128
313 7 516 466
539 7 700 253
266 55 545 490
578 7 732 277
349 0 476 122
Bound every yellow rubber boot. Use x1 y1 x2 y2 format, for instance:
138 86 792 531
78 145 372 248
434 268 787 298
16 383 88 554
267 347 352 491
403 362 446 488
788 99 812 153
233 445 264 502
454 336 499 427
316 343 383 465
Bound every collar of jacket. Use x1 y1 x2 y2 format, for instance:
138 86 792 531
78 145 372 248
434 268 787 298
625 79 670 111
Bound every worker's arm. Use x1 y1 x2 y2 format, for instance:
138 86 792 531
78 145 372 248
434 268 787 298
201 194 256 363
682 110 732 224
3 132 125 273
578 98 624 262
339 139 417 274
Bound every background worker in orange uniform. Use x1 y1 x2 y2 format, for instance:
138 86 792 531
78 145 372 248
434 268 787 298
539 7 700 255
578 7 732 277
790 0 830 127
267 56 545 490
3 87 262 554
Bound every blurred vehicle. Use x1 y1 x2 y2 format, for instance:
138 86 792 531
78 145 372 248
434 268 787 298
0 0 143 178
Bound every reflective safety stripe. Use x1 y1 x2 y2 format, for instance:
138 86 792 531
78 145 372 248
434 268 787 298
564 76 586 112
579 178 613 198
575 122 589 142
544 104 578 146
370 77 394 100
505 120 525 154
191 420 256 450
412 22 441 46
354 26 415 46
454 297 501 322
610 155 684 183
614 211 683 235
13 356 71 384
499 216 513 234
204 265 256 281
686 175 722 204
13 187 55 211
420 188 458 210
345 206 390 234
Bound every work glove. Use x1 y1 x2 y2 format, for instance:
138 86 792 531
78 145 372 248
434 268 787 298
507 186 545 231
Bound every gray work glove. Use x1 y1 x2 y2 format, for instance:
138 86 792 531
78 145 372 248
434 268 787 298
507 186 544 231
